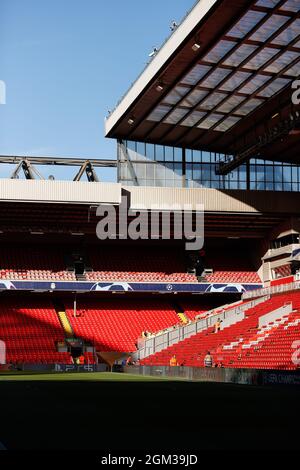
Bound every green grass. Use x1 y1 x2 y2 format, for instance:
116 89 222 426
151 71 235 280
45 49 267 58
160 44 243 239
0 371 174 382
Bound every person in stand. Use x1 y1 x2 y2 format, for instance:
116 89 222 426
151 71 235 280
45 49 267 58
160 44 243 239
204 351 213 368
170 355 178 367
214 318 222 333
126 355 133 366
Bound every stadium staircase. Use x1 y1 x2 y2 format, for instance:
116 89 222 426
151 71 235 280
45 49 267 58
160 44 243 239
173 301 189 325
57 311 74 337
53 300 74 338
140 293 300 370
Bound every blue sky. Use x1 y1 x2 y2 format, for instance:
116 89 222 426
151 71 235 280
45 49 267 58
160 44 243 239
0 0 192 180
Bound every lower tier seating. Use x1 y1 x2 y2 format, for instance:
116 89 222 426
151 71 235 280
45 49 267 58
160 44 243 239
65 299 180 352
0 299 69 363
141 293 300 370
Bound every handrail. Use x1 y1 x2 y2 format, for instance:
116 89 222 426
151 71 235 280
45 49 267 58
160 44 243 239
242 281 300 300
137 295 269 360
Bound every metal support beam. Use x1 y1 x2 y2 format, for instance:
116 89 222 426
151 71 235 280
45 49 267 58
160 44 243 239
216 111 300 175
0 155 117 167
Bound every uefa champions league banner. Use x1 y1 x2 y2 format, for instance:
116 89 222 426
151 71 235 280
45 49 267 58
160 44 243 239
0 280 262 293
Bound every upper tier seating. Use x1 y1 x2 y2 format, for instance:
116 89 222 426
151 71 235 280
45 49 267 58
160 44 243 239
0 298 69 363
65 299 180 352
86 247 196 283
204 256 261 283
141 293 300 370
0 247 75 281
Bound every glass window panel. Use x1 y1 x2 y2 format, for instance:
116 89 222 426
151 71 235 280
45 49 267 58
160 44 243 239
244 47 278 69
265 51 299 73
164 146 174 161
146 143 155 160
164 107 189 124
186 164 193 179
272 19 300 45
219 71 252 91
186 150 192 163
283 166 292 181
126 140 136 151
227 10 266 38
180 111 206 127
199 92 227 110
200 68 231 88
239 166 247 182
239 74 271 94
174 148 182 162
202 151 211 162
202 40 236 63
201 165 211 184
147 105 172 122
258 77 291 97
197 113 224 129
155 145 165 161
181 89 208 107
280 0 300 12
193 168 201 179
292 166 298 182
135 164 145 179
174 163 182 178
256 0 281 7
163 86 190 105
146 164 155 180
283 182 292 191
250 15 289 42
284 60 300 77
223 44 258 67
136 141 145 157
266 166 274 181
274 167 283 182
214 116 241 132
217 95 246 113
230 181 239 189
181 64 212 85
192 151 201 163
165 163 174 178
235 98 263 115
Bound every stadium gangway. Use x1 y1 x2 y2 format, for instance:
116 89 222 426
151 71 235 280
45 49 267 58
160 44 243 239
137 295 269 361
242 281 300 301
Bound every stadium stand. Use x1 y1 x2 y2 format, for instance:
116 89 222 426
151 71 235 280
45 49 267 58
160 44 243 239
0 298 70 363
65 299 180 352
0 246 76 281
141 293 300 370
204 256 261 284
86 246 196 283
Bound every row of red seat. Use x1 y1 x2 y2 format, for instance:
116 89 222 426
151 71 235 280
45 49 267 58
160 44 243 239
0 299 70 363
141 293 300 370
65 300 180 352
0 246 261 284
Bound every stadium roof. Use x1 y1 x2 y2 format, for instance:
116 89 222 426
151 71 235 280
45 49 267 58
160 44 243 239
105 0 300 165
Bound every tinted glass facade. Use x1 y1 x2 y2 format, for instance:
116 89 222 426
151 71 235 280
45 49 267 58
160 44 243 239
118 140 300 191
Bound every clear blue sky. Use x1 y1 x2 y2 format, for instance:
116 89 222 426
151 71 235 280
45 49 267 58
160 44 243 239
0 0 192 180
